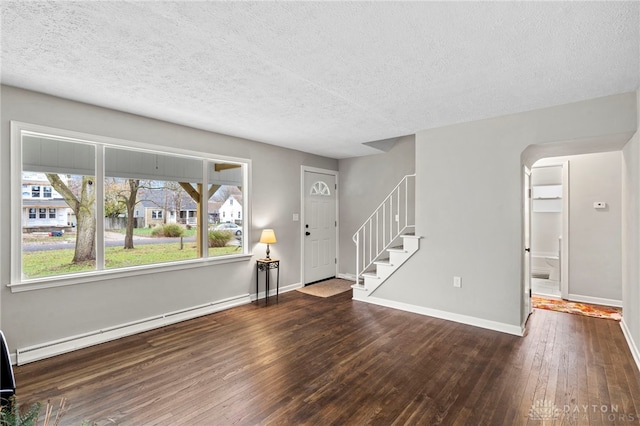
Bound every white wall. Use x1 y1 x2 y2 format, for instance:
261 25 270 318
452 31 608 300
337 135 415 278
622 92 640 368
372 92 637 331
0 85 337 357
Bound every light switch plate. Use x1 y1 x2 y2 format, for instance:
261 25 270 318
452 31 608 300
594 202 606 209
453 276 462 288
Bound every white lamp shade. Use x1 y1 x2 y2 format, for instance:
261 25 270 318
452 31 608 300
259 229 277 244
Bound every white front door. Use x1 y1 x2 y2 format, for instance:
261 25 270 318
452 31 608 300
303 170 337 284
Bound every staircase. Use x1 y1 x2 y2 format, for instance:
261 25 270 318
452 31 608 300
352 174 420 299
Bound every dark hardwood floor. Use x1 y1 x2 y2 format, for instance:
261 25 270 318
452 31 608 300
13 290 640 425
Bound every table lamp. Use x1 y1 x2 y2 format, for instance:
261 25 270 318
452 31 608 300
259 229 277 259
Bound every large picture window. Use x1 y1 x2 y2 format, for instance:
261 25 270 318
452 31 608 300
12 122 249 285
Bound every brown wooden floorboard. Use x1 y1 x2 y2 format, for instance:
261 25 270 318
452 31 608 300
12 291 640 425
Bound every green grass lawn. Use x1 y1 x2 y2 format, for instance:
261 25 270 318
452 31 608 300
23 243 241 279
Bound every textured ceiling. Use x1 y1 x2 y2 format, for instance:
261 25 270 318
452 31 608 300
2 2 639 159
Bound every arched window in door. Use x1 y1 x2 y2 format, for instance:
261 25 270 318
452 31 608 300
310 181 331 196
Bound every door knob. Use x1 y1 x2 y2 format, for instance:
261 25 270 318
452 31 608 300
305 232 311 236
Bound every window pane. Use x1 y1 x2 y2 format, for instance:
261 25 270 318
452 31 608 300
104 148 202 269
21 136 96 280
207 161 245 257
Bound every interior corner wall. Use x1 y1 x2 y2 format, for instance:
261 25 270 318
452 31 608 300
337 135 415 278
373 92 637 329
622 91 640 365
0 85 338 357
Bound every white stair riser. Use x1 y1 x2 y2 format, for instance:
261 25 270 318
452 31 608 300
402 237 420 251
371 263 395 280
364 276 380 288
389 251 410 265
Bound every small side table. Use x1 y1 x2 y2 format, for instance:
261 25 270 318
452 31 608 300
256 259 280 303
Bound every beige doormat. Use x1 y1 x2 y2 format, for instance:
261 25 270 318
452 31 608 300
297 278 353 298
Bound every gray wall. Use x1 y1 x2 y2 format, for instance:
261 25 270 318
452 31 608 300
372 92 637 329
337 135 415 278
566 152 621 303
622 92 640 366
537 152 623 302
0 85 337 354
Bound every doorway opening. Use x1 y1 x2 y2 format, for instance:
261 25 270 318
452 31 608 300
520 132 633 328
529 161 569 300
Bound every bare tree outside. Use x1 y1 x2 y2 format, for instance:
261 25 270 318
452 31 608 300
45 174 96 263
211 185 242 203
104 177 142 249
123 179 140 249
104 178 127 219
165 182 192 224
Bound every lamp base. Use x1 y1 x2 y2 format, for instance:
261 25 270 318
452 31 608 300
265 244 271 259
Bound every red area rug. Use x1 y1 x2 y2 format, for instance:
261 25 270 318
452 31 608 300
532 296 622 321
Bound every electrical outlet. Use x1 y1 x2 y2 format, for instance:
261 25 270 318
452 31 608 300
453 276 462 288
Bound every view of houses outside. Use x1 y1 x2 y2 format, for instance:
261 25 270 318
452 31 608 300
21 172 244 278
21 172 73 230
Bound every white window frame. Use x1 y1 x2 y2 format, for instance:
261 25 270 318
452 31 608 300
10 121 252 292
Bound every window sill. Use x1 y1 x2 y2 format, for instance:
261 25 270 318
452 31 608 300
7 254 253 293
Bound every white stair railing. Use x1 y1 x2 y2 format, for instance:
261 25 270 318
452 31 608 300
353 174 415 282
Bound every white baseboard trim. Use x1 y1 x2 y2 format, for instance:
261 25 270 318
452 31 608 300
566 293 622 308
337 273 358 282
355 295 524 336
252 282 302 301
620 319 640 373
280 282 304 291
521 310 534 333
15 294 252 365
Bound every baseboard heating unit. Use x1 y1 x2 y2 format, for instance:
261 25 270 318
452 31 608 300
16 294 250 365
